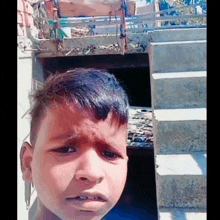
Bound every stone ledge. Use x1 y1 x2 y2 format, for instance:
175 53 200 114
159 207 206 220
154 108 206 121
151 40 206 46
156 152 206 208
149 40 206 73
156 152 207 176
153 109 206 153
152 71 206 79
147 28 206 43
151 73 206 109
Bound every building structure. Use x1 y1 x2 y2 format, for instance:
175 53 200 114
17 1 206 219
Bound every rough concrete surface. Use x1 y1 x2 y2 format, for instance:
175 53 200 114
154 119 206 154
148 27 207 216
152 72 206 109
157 173 206 208
147 28 206 43
156 152 206 208
150 40 207 73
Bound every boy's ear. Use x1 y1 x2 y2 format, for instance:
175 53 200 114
20 142 34 181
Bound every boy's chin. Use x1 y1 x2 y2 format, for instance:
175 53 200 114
58 210 108 220
53 204 112 220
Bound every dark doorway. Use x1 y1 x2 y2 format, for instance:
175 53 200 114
42 55 151 107
41 53 149 80
108 67 151 107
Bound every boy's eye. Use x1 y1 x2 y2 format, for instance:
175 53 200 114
51 146 76 154
101 150 121 159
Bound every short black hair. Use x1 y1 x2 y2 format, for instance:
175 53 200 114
29 68 130 145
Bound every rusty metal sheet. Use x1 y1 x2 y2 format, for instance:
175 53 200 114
46 0 136 18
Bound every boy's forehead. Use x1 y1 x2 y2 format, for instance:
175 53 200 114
47 102 126 126
41 103 128 140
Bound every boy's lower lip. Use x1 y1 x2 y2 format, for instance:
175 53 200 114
66 198 106 211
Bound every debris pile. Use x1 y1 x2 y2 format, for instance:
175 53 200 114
127 107 153 148
71 26 91 37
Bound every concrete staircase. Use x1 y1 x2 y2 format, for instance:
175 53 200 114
147 28 207 220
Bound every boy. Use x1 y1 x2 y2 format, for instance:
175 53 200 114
20 68 130 220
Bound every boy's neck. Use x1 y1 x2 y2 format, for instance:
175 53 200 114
34 198 61 220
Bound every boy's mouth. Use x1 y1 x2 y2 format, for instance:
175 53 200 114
67 195 105 201
66 192 107 202
66 193 107 211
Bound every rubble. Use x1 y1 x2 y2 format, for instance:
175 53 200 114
71 26 91 37
127 107 153 148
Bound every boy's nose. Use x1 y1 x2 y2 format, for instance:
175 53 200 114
74 149 104 185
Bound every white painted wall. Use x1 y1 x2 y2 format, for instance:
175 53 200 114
17 38 36 220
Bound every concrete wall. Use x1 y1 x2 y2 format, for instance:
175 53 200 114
18 38 45 219
17 42 33 220
148 28 207 220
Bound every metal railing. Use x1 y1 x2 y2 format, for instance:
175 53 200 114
19 0 206 54
29 1 206 35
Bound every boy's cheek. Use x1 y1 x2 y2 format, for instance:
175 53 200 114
46 163 76 189
34 159 72 188
32 150 128 192
108 163 128 204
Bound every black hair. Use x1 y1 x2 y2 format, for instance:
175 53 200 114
29 68 129 145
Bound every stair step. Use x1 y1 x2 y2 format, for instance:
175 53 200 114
152 71 206 79
153 108 206 154
156 152 207 209
159 207 206 220
147 28 206 43
149 40 206 73
151 71 206 109
154 108 206 121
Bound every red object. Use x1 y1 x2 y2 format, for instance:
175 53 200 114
45 0 136 18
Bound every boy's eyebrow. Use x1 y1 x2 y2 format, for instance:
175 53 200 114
50 131 79 141
49 132 125 150
98 140 124 152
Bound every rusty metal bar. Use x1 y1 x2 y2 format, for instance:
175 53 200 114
120 0 127 55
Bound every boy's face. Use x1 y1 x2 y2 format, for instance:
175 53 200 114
25 103 128 220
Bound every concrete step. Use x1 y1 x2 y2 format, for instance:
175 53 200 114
151 71 206 109
156 152 207 209
153 108 206 154
159 207 206 220
148 40 206 73
147 28 206 43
